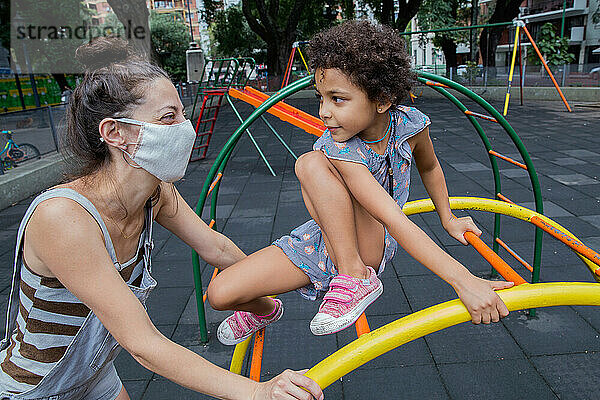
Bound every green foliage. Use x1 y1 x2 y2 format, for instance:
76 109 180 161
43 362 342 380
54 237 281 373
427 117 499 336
10 0 90 73
150 11 191 81
417 0 469 47
210 5 265 61
529 22 575 66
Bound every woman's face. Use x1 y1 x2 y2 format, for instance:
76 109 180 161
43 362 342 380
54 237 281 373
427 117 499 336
120 78 187 142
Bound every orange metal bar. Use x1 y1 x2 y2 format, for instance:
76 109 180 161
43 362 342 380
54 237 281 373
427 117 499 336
465 110 498 123
521 25 572 112
249 328 265 381
202 267 219 303
464 232 527 285
530 216 600 273
207 172 223 196
354 313 370 337
489 150 528 170
496 193 516 205
425 80 449 88
229 86 325 136
495 238 534 272
202 218 220 303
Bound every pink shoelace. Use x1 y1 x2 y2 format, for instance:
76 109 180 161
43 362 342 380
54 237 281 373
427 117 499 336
226 302 279 339
318 275 366 318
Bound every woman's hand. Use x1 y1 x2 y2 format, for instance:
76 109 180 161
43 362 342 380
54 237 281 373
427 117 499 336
453 275 513 324
252 369 324 400
443 215 482 245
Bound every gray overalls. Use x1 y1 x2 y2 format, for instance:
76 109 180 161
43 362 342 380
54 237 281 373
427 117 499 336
0 188 156 399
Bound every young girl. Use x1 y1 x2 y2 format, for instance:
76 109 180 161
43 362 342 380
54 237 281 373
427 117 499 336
0 38 323 400
208 20 513 344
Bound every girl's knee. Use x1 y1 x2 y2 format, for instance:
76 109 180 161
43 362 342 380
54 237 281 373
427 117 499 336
206 279 235 311
295 151 330 180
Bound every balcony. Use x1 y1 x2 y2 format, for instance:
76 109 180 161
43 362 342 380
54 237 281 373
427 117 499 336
520 0 586 22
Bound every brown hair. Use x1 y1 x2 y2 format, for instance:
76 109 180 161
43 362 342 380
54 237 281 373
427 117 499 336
308 20 413 106
63 36 169 179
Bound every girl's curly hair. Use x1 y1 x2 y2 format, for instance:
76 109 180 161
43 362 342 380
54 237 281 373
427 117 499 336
308 20 413 106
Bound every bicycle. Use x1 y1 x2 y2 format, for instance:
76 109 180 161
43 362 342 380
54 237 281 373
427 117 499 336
0 130 41 175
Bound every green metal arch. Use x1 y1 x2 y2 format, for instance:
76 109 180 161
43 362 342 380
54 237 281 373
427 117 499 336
191 71 545 341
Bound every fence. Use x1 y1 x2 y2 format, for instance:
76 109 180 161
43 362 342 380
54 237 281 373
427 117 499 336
0 74 78 112
414 63 600 88
0 105 66 159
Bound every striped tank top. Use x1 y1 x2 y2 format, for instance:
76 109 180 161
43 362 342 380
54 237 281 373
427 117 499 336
0 190 149 394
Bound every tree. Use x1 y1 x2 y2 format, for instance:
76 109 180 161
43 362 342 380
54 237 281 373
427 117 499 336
530 22 575 66
358 0 423 31
210 5 266 61
239 0 309 77
417 0 470 74
479 0 522 71
207 0 350 76
106 0 153 59
150 11 191 81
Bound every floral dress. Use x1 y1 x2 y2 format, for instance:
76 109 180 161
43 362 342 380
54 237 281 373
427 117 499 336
273 106 431 300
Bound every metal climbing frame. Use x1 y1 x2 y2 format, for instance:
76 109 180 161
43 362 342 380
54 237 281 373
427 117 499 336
189 58 256 161
417 71 544 295
190 71 599 381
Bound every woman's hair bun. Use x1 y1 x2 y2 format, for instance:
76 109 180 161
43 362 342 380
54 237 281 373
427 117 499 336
75 36 133 71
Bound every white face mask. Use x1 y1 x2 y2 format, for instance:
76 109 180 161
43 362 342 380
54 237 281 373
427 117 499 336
112 117 196 182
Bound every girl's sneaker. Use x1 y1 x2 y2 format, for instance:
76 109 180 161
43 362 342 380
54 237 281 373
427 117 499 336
310 266 382 335
217 298 284 345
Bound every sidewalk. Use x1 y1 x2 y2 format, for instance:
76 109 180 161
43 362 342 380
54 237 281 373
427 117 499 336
1 97 599 399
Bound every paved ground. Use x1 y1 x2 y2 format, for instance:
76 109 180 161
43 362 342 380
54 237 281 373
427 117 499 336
1 95 599 399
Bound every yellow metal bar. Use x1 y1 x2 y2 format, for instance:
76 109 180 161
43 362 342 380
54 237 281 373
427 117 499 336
402 197 600 280
229 337 253 374
305 282 600 389
296 47 310 73
503 26 520 116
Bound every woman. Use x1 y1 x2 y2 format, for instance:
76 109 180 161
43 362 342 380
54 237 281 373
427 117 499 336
0 37 323 400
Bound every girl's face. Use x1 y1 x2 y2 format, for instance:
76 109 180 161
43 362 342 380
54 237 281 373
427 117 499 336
314 68 388 143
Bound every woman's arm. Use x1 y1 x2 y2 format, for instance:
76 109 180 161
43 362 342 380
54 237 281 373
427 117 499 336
327 158 512 324
409 127 481 245
26 199 322 400
155 184 246 269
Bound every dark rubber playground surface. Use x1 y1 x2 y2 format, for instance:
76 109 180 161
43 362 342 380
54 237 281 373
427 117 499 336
1 96 599 399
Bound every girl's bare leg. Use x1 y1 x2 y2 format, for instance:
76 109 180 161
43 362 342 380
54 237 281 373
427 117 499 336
295 151 385 279
207 246 311 316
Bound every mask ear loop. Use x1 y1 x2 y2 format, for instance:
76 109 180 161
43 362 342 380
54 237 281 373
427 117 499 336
122 151 142 169
114 118 143 169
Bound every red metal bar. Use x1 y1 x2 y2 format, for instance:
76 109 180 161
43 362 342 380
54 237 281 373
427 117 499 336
489 150 528 170
281 47 296 89
530 216 600 273
465 110 499 123
518 31 524 106
464 232 527 285
249 329 265 381
496 193 516 205
495 238 533 272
